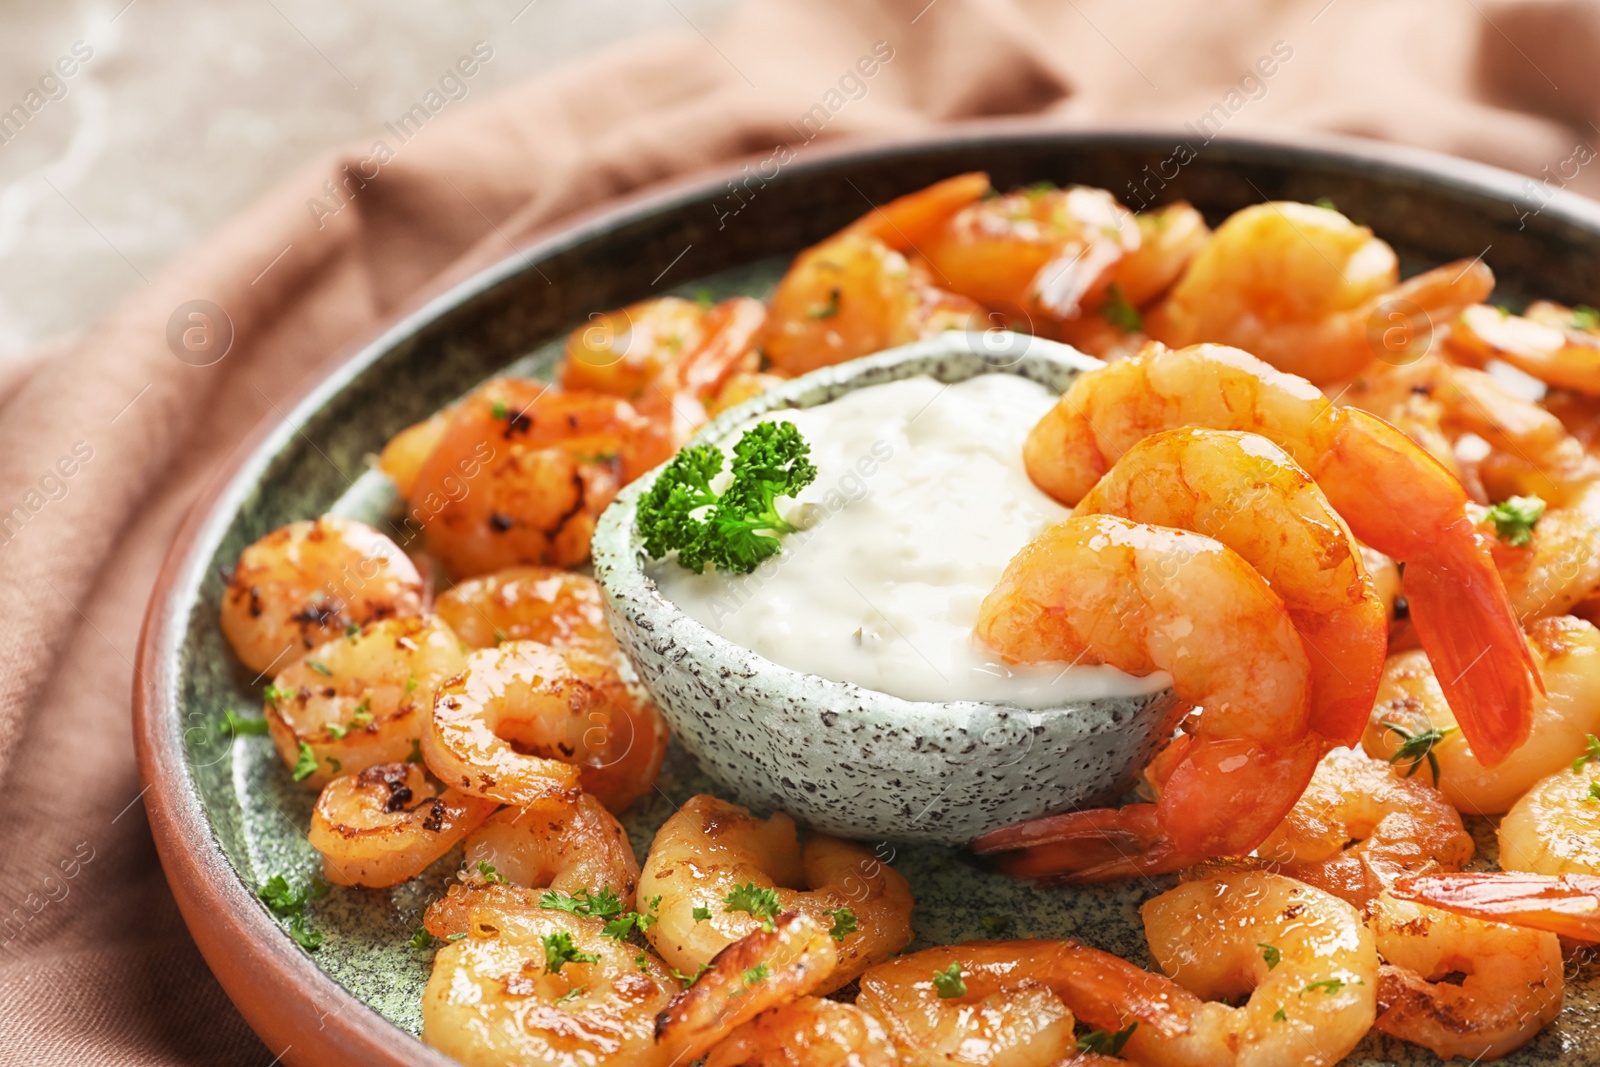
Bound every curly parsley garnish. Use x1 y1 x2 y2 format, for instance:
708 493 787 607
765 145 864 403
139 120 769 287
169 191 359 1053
259 874 327 951
1381 721 1457 786
1078 1023 1138 1055
540 886 625 920
824 907 858 942
723 882 782 932
477 861 506 885
932 961 966 998
1485 495 1546 547
542 930 599 974
638 422 817 575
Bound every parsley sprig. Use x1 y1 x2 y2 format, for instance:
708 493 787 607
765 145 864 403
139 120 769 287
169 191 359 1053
542 930 599 974
540 886 625 919
723 882 782 932
259 874 327 951
638 422 817 575
1485 495 1546 547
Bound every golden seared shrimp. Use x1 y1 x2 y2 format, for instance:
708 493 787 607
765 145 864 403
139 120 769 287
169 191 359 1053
424 793 641 938
1110 201 1210 307
858 941 1122 1067
656 912 839 1066
421 895 680 1067
1499 758 1600 876
1146 201 1493 384
1363 614 1600 814
264 615 466 789
1368 890 1562 1061
407 377 673 577
377 409 450 499
921 184 1139 325
639 795 912 992
425 641 668 813
1255 749 1473 911
1450 300 1600 396
1073 427 1387 744
1025 341 1538 767
1393 870 1600 942
703 998 900 1067
307 762 497 887
971 514 1319 880
758 231 983 378
219 517 426 675
433 565 614 654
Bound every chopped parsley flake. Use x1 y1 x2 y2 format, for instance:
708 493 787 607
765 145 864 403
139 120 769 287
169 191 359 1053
1260 943 1281 970
1101 284 1142 332
476 861 506 885
223 709 269 736
540 887 625 920
291 741 319 781
692 906 712 922
723 882 782 931
1485 495 1546 548
1573 306 1600 331
307 660 332 677
933 961 966 999
542 930 599 974
1574 735 1600 773
824 907 858 942
258 874 326 951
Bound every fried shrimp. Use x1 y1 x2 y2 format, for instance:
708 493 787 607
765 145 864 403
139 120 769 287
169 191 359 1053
858 941 1122 1066
971 514 1320 880
1146 201 1493 384
1450 300 1600 396
1369 891 1562 1061
219 516 426 675
306 762 497 887
1073 427 1386 742
1363 614 1600 814
1498 758 1600 876
639 795 913 991
423 793 641 938
408 378 673 576
703 998 900 1067
1255 749 1473 911
433 565 615 654
425 640 668 813
262 615 465 789
656 912 839 1066
421 895 680 1067
1025 341 1537 767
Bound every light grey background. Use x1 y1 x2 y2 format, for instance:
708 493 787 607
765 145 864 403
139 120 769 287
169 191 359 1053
0 0 738 357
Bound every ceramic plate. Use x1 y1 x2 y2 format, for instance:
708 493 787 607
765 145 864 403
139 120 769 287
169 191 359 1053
136 126 1600 1066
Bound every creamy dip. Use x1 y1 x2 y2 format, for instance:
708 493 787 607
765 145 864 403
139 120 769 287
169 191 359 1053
650 375 1172 707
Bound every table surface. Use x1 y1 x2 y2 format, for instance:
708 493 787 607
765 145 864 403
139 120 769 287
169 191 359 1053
0 0 736 359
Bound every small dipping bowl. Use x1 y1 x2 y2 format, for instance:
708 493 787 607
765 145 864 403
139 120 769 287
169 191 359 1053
592 330 1183 846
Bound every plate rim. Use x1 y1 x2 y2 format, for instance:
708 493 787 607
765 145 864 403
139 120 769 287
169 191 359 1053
132 120 1600 1065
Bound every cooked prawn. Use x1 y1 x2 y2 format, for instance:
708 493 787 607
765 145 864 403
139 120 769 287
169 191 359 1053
1450 300 1600 396
425 640 668 813
1498 757 1600 876
1073 427 1387 743
1369 890 1562 1060
1256 749 1473 911
1025 341 1538 767
858 941 1125 1067
970 514 1321 880
421 893 680 1067
306 762 497 887
1110 201 1211 308
424 793 641 938
1146 201 1493 384
263 615 466 789
703 998 900 1067
377 409 450 499
433 565 615 654
1363 614 1600 814
656 911 839 1066
407 378 673 576
219 516 426 675
639 794 912 992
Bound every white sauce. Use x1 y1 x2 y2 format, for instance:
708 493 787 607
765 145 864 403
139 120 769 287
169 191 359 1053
650 375 1172 707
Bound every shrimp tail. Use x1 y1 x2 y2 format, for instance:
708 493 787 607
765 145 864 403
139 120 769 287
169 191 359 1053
843 171 990 252
1402 527 1541 766
1044 940 1200 1040
973 737 1324 881
1392 872 1600 943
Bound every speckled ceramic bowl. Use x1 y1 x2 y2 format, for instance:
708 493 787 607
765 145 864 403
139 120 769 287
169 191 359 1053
593 331 1182 846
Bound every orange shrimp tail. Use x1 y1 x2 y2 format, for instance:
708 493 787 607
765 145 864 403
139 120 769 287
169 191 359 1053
1403 529 1540 766
1392 872 1600 943
972 736 1324 882
843 171 991 253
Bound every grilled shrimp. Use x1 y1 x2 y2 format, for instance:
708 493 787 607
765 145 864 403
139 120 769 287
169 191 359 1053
857 941 1128 1066
421 894 680 1067
1256 748 1473 912
1073 427 1387 743
1025 341 1537 767
971 514 1320 880
263 615 465 789
1369 891 1562 1061
1363 614 1600 814
1450 300 1600 396
306 762 497 887
703 998 900 1067
407 377 672 576
433 565 615 654
424 640 668 813
423 792 641 938
639 794 913 992
1498 757 1600 876
656 912 839 1066
1146 201 1493 384
219 517 426 675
